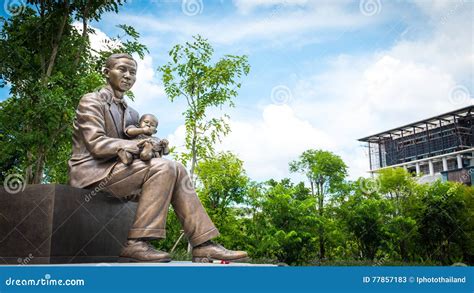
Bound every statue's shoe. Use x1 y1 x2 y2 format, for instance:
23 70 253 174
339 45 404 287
119 240 171 263
192 242 249 263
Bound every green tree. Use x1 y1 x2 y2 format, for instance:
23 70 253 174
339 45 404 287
194 152 249 248
159 35 250 180
416 181 473 264
323 182 356 261
244 179 318 265
378 168 419 261
342 178 391 260
196 151 249 214
0 0 147 184
378 168 417 208
289 149 348 260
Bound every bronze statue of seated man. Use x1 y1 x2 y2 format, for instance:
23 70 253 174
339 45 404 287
68 53 247 263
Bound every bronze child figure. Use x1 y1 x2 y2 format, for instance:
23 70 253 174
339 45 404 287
118 113 170 165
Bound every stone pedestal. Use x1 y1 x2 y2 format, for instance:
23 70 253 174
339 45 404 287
0 184 137 264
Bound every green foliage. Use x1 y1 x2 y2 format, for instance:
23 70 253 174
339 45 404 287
242 179 319 265
336 175 473 265
290 149 348 196
160 158 474 266
342 183 391 260
194 152 249 250
196 151 249 212
378 167 417 203
289 149 348 260
0 1 148 184
373 168 421 261
218 153 472 265
416 181 473 264
158 35 250 178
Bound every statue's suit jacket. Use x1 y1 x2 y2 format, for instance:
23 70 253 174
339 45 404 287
68 87 140 188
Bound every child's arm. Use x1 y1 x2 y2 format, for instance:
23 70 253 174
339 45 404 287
125 125 154 137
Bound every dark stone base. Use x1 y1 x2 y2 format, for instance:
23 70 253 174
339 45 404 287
0 184 137 264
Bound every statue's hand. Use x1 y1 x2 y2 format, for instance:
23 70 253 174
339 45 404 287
143 126 154 136
136 139 151 148
120 142 141 155
160 139 169 146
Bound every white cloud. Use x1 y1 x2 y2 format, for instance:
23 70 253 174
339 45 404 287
72 22 121 54
221 104 335 181
291 53 470 179
167 124 187 152
129 54 166 110
394 1 473 83
280 1 473 179
414 0 467 19
168 104 335 181
127 54 187 135
364 55 456 115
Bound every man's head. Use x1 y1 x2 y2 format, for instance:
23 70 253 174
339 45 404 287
103 53 137 92
139 114 159 134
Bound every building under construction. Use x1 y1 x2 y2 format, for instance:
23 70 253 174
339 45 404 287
359 106 474 185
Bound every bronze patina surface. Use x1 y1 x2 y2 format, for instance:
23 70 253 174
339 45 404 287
68 53 247 263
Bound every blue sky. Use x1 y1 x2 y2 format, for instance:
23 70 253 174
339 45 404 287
1 0 473 182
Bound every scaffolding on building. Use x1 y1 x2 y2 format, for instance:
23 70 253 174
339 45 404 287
359 106 474 172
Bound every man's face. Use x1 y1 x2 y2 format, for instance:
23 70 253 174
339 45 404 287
140 115 158 133
104 58 137 92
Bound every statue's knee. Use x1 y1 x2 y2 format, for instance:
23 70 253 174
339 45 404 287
150 159 177 179
175 161 188 174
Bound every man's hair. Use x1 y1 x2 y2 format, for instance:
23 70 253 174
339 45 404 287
105 53 137 69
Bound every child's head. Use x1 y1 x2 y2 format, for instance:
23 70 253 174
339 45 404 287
139 114 158 134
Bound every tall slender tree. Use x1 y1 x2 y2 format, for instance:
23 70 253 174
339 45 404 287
159 35 250 181
290 149 348 260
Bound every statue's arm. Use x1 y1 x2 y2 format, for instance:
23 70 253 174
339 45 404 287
76 93 139 158
125 126 147 137
124 108 147 137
